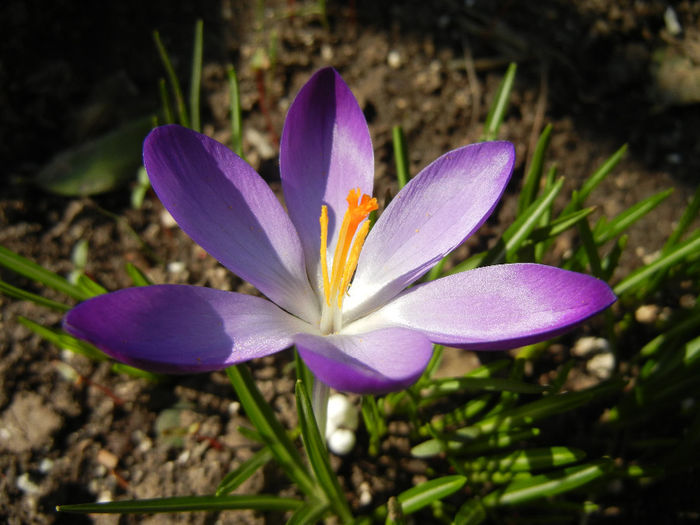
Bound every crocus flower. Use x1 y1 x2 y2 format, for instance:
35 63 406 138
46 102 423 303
64 68 615 395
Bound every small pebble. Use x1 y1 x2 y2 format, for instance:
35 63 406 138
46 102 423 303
387 50 402 69
160 209 178 228
17 473 41 495
664 6 682 36
359 481 372 506
572 336 610 357
328 428 356 455
167 261 186 274
635 304 660 324
97 449 118 470
39 458 54 474
587 352 616 380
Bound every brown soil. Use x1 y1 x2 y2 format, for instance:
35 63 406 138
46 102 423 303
2 1 699 523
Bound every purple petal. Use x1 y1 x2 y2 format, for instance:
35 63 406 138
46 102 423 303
344 141 515 321
280 68 374 288
144 125 318 323
295 328 433 394
64 285 313 373
347 264 616 350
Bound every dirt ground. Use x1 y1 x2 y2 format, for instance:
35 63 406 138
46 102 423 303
1 1 699 523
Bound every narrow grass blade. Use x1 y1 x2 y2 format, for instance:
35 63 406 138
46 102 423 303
392 125 410 189
398 475 467 514
663 184 700 250
614 232 700 295
57 494 303 514
482 63 517 141
462 447 585 473
228 65 244 157
594 188 673 244
17 316 107 361
295 380 353 523
226 365 318 498
412 428 541 458
487 460 611 506
216 447 273 495
286 500 329 525
0 246 90 301
421 377 547 400
564 144 627 213
189 20 204 132
517 124 552 216
110 362 164 381
481 177 564 266
575 207 603 278
455 499 487 525
601 234 627 281
125 262 152 286
526 206 594 244
154 30 189 128
76 274 107 297
158 77 176 124
0 279 69 312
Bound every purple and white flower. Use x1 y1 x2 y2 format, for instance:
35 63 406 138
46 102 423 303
64 68 615 394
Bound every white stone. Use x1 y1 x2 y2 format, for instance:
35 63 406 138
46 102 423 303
572 336 610 357
328 428 356 455
326 393 358 438
586 352 615 380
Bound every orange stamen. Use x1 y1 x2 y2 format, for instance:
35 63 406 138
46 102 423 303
319 188 378 307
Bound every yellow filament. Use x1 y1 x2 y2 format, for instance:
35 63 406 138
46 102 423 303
320 205 330 302
319 188 378 307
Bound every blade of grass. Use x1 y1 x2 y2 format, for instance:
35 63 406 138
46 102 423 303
0 245 89 301
0 280 70 312
482 63 517 141
295 380 352 523
392 125 410 189
517 124 552 216
226 365 318 499
227 65 245 157
189 20 204 132
57 494 303 514
216 447 274 496
153 30 189 128
17 316 107 361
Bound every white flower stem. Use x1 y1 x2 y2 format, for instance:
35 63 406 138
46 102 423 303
311 377 330 440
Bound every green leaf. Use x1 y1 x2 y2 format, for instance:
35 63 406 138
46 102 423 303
227 65 245 158
0 279 70 312
226 365 318 498
154 30 189 128
0 245 90 301
462 447 586 473
482 63 517 141
398 475 467 514
110 362 164 381
125 262 152 286
488 460 611 506
614 231 700 295
216 447 273 496
75 274 107 297
593 188 673 244
481 177 564 266
454 499 487 525
286 500 329 525
158 77 176 124
189 19 204 132
17 316 108 361
34 118 153 196
517 124 552 216
295 380 353 523
392 125 410 189
57 494 303 514
525 206 595 244
575 204 603 278
412 428 541 458
564 143 627 213
421 377 547 400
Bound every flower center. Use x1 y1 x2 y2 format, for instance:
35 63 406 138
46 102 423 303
318 188 377 334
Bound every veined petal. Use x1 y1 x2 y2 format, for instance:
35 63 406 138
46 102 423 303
144 125 318 323
295 328 433 394
344 141 514 321
280 68 374 288
64 285 315 373
346 264 616 350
